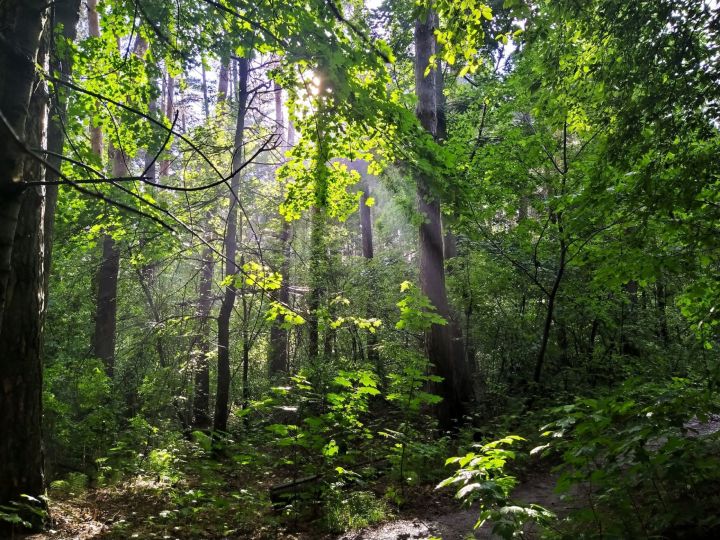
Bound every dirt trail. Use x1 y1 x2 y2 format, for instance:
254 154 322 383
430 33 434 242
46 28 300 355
337 472 569 540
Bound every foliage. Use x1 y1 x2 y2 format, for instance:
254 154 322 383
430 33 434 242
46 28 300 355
322 489 390 532
438 436 555 538
541 379 720 538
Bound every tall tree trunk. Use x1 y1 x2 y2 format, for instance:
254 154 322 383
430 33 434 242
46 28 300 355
44 0 83 298
193 236 214 429
192 64 229 428
357 161 381 372
0 1 48 332
0 4 49 517
533 239 566 384
214 56 249 433
93 235 121 377
268 82 291 376
657 280 670 346
307 74 331 368
414 9 467 430
91 91 128 379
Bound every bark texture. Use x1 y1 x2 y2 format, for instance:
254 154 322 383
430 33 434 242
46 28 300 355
0 6 49 515
0 0 48 332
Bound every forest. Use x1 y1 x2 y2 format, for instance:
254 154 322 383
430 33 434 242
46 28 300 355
0 0 719 538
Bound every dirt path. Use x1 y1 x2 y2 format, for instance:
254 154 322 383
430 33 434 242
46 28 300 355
337 472 569 540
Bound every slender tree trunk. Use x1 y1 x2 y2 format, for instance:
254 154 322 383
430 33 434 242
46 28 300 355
201 64 210 120
359 165 375 260
533 240 566 383
308 206 325 363
357 161 381 372
268 82 291 376
307 74 330 367
657 280 670 346
214 56 249 433
192 66 227 428
193 236 214 428
44 0 83 298
415 9 467 430
0 5 49 517
91 138 128 379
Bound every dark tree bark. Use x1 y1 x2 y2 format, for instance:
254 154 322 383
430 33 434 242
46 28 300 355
93 234 120 377
0 0 48 332
414 10 469 430
44 0 83 297
533 121 571 385
0 5 50 517
214 56 249 433
91 139 128 378
268 82 291 377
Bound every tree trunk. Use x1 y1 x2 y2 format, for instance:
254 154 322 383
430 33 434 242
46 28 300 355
414 10 467 430
357 161 381 372
0 6 49 518
307 73 331 368
214 56 249 433
193 236 214 429
93 233 120 377
91 138 127 377
268 82 291 376
192 64 226 428
44 0 83 297
0 0 48 332
307 206 324 363
657 280 670 346
533 240 566 384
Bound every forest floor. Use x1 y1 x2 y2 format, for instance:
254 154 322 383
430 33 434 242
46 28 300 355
19 468 569 540
21 417 720 540
18 469 566 540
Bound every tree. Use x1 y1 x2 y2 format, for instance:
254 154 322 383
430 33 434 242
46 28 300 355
214 56 250 434
414 8 468 430
268 81 292 377
0 0 82 518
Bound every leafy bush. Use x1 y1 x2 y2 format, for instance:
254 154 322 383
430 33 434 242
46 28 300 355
438 436 554 539
541 378 720 538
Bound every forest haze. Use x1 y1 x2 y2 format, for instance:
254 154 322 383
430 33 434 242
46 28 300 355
0 0 719 538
